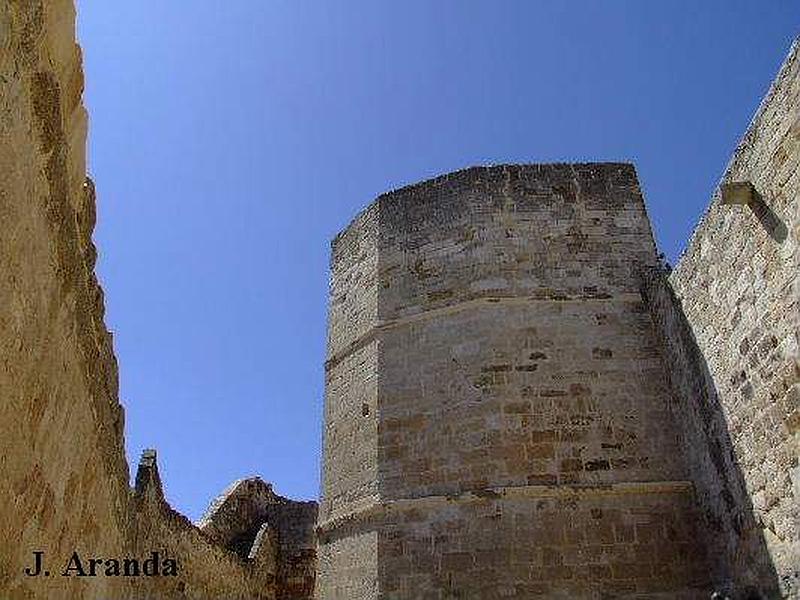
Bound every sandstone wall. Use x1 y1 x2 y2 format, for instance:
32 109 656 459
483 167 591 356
0 3 316 599
644 270 782 597
320 164 712 598
133 453 276 600
659 38 799 598
375 165 686 498
376 485 705 599
0 2 132 598
196 473 318 599
131 454 317 600
319 203 381 596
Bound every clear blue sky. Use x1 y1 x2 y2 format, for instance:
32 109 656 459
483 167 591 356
76 1 798 520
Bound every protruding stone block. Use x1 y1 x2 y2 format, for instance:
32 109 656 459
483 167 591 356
720 181 757 205
134 448 165 504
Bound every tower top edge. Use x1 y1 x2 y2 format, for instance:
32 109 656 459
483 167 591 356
332 162 639 246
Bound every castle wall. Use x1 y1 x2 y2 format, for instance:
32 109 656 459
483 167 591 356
6 2 796 598
316 530 379 599
194 474 319 599
319 204 381 593
264 500 318 599
660 38 799 597
132 457 317 600
0 4 315 598
377 485 705 599
320 164 712 598
133 457 277 600
0 2 132 598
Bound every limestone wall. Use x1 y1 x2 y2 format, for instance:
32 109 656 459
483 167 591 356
133 453 276 600
377 485 706 599
264 501 318 599
0 3 316 599
375 166 687 499
0 2 132 598
661 38 799 597
7 1 797 598
644 269 781 597
320 164 712 598
196 474 318 599
322 202 380 523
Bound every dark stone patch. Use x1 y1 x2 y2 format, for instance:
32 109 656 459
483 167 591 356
585 459 611 472
541 389 567 397
481 364 512 373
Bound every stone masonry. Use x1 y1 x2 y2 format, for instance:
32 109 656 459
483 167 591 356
0 0 797 598
648 38 800 597
319 163 712 599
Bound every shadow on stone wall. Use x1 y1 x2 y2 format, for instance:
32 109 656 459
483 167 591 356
642 267 783 599
749 193 788 244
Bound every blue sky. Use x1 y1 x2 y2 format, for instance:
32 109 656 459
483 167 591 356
76 1 798 520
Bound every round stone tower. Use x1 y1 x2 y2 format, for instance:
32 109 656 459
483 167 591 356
318 164 710 598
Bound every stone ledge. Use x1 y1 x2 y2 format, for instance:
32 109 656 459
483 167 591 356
317 480 695 539
325 291 646 372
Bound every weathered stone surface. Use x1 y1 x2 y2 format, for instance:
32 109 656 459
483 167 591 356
132 451 277 600
320 163 713 598
0 3 316 599
197 474 318 599
2 1 797 598
319 37 800 600
0 2 131 598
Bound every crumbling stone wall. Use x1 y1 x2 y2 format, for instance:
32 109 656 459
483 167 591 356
319 164 713 598
197 473 318 599
132 452 277 600
0 3 316 599
655 38 799 597
5 2 796 599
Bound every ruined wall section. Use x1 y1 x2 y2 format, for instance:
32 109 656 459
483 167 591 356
319 204 381 597
666 38 799 596
264 501 318 600
198 478 280 557
132 453 276 600
0 3 132 598
196 475 318 599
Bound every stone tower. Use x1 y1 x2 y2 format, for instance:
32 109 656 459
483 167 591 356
318 164 711 598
